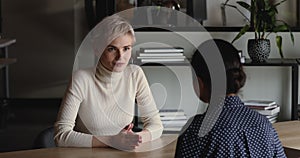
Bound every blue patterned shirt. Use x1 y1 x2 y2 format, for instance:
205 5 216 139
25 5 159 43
175 96 286 158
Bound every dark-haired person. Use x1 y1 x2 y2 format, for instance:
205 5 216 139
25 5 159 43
175 39 286 157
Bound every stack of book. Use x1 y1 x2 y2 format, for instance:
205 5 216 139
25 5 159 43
136 47 186 63
159 109 188 133
244 100 280 123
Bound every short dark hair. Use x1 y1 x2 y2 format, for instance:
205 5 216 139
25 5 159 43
191 39 246 95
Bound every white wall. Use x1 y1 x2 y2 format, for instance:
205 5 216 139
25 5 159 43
141 66 203 119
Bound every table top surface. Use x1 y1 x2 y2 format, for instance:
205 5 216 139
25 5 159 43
272 120 300 150
0 135 178 158
0 121 299 158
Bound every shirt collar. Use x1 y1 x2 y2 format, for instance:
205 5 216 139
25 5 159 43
95 61 123 83
223 95 244 108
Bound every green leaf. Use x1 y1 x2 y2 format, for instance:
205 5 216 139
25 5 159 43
273 25 288 32
280 21 295 45
289 28 295 45
276 35 283 58
232 24 250 43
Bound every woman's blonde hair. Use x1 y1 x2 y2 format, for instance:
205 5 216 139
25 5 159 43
91 14 135 57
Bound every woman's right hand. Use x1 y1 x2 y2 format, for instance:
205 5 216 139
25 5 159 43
109 123 142 150
92 123 142 149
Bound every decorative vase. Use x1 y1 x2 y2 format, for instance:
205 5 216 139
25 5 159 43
248 39 271 63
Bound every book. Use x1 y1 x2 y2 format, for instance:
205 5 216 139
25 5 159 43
159 109 188 133
160 109 184 112
159 109 185 116
247 104 278 110
163 127 183 132
140 58 185 63
268 116 277 123
136 47 187 63
138 53 183 57
265 113 278 123
244 100 276 106
137 56 186 59
140 47 184 53
160 115 187 121
255 106 280 116
160 109 187 128
162 120 187 126
266 113 278 119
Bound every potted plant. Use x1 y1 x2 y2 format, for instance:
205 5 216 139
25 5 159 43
229 0 294 62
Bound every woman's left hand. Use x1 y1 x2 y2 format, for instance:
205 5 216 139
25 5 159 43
124 123 151 143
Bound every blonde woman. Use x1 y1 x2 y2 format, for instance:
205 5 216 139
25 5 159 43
54 15 163 150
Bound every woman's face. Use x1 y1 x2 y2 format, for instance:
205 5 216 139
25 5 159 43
100 33 134 72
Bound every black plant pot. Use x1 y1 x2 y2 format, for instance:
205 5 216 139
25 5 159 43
248 39 271 63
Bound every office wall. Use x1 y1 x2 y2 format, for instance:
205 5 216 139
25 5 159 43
2 1 299 120
2 0 89 98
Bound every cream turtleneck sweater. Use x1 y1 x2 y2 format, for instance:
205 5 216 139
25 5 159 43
54 63 163 147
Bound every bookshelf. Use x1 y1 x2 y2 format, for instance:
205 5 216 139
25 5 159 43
138 58 299 120
243 59 299 120
133 47 196 127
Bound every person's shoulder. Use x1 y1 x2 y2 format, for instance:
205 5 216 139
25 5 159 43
193 114 205 123
127 64 142 72
73 67 94 76
229 106 272 129
244 106 271 124
124 64 144 76
72 67 95 81
180 114 205 134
